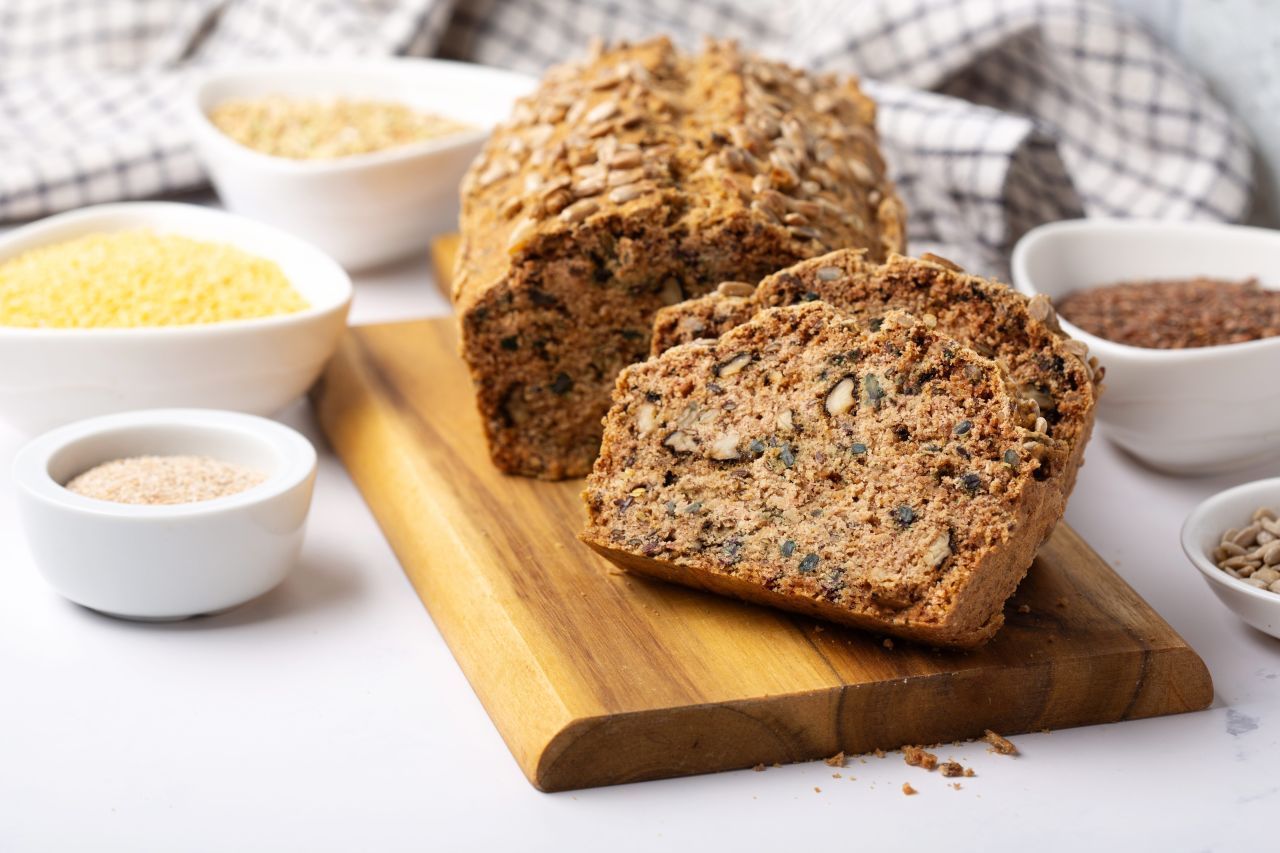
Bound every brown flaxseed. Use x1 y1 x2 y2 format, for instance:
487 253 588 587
1056 277 1280 349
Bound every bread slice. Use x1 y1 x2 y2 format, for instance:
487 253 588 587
582 302 1067 647
651 251 1101 497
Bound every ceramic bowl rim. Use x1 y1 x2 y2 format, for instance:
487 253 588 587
1011 218 1280 363
186 57 535 175
12 408 317 519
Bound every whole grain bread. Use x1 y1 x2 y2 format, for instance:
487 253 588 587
651 250 1101 496
582 302 1067 647
455 37 905 479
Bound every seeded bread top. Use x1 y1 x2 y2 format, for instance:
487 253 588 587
453 37 905 313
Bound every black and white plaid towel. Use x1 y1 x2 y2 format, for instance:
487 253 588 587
0 0 1254 275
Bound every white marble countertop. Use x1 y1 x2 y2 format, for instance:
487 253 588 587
1 236 1277 853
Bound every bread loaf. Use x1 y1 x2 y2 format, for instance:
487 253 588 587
455 38 905 479
582 302 1066 647
651 251 1101 496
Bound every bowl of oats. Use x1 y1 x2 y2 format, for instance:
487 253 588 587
1181 477 1280 640
187 58 535 269
1012 219 1280 475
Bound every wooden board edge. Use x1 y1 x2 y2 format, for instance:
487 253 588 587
530 643 1213 791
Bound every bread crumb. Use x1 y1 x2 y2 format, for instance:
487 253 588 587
939 760 966 777
964 768 975 777
882 638 894 649
832 772 842 779
902 782 918 796
814 786 822 794
752 763 766 772
1055 597 1068 608
902 746 938 771
983 729 1019 755
824 751 846 767
950 783 963 790
1016 604 1031 614
813 625 824 633
873 748 886 758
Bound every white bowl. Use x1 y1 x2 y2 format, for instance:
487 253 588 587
1181 477 1280 639
186 58 536 270
0 202 351 434
1012 219 1280 474
13 409 317 621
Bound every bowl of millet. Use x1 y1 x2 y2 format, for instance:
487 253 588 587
1012 219 1280 475
0 201 351 434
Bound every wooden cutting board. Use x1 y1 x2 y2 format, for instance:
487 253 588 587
313 319 1212 793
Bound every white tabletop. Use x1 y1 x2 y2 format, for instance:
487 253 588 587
1 228 1276 853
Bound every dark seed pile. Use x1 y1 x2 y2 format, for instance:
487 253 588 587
1056 277 1280 349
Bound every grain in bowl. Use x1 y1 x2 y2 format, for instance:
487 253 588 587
0 228 307 328
208 96 472 160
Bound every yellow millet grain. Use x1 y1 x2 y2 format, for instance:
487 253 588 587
209 96 471 160
0 229 308 328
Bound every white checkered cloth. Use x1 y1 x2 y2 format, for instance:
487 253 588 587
0 0 1254 275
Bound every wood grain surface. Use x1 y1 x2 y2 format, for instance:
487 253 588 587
312 313 1213 792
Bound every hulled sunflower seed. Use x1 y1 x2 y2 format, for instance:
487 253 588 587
825 375 856 416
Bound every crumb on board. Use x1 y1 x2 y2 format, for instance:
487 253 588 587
902 782 918 796
939 760 967 777
1055 597 1068 608
752 763 765 772
983 729 1019 755
1016 604 1031 614
824 751 846 767
882 638 894 649
902 746 938 771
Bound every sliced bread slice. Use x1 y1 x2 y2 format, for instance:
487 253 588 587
582 302 1067 647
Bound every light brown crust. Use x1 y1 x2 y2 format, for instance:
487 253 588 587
456 38 905 479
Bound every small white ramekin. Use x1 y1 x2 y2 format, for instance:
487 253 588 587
13 409 317 621
0 201 352 434
1181 477 1280 640
1012 219 1280 475
186 58 535 269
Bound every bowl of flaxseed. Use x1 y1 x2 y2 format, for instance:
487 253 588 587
1182 477 1280 640
12 409 316 621
1013 219 1280 475
186 58 535 269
